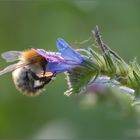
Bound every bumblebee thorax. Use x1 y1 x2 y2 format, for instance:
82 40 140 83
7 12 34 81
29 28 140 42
20 49 46 65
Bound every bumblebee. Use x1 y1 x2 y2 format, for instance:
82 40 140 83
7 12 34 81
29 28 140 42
0 49 54 96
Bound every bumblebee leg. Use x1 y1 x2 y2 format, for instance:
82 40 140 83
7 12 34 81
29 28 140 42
34 79 52 90
27 70 52 90
27 69 45 80
28 69 54 82
34 83 46 90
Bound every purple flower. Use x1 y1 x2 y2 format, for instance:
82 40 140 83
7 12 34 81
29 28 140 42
56 38 83 64
34 38 84 73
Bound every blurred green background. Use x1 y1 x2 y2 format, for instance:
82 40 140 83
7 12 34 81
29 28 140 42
0 0 140 139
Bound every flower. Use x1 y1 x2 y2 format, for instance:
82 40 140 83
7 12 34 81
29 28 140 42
34 38 84 74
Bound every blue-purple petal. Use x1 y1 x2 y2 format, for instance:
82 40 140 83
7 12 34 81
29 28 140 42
33 48 64 62
47 62 73 73
56 38 83 64
33 48 47 58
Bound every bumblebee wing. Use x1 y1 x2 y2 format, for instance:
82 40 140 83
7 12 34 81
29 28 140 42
1 51 22 62
0 62 28 76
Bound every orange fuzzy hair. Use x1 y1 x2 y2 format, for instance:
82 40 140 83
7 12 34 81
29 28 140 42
20 49 46 64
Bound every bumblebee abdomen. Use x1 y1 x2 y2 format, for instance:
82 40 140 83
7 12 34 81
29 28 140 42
12 67 41 96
